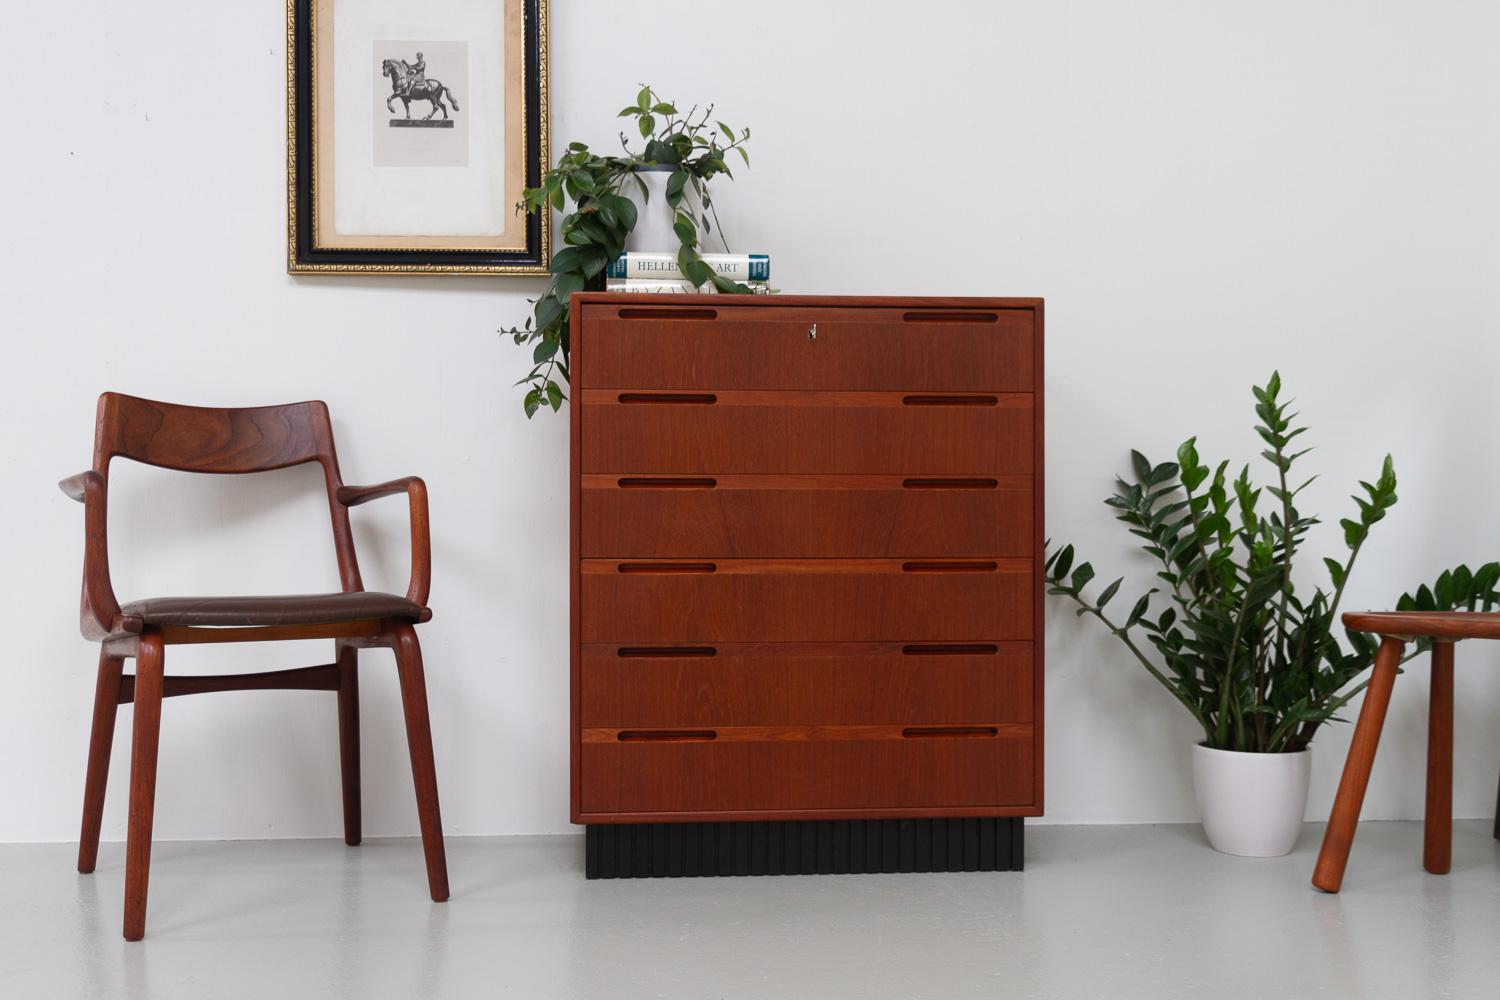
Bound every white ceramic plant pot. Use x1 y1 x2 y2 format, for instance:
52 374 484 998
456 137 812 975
623 166 682 252
1191 743 1312 858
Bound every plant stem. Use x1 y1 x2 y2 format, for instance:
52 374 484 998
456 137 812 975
1057 590 1213 738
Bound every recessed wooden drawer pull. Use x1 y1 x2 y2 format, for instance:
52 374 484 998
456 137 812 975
901 726 999 739
902 643 1001 656
617 477 718 489
902 311 999 323
617 562 718 574
901 478 999 490
617 729 718 743
617 308 718 321
617 393 718 405
901 394 999 407
901 561 999 573
616 646 718 658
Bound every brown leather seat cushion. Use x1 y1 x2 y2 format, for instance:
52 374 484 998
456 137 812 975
120 592 430 627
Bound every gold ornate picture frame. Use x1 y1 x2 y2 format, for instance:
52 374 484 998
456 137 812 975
287 0 550 274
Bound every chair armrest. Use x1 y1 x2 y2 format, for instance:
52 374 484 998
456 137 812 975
337 477 431 606
59 469 102 502
338 477 422 506
59 470 124 640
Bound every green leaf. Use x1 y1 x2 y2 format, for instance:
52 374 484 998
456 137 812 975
638 114 655 138
546 380 565 411
534 294 565 330
709 272 743 293
1130 450 1152 484
618 106 641 118
552 271 585 298
673 212 697 246
1435 570 1455 608
1071 563 1095 593
636 85 651 111
1051 545 1075 581
1096 578 1123 609
683 259 714 288
600 193 638 234
533 338 558 364
666 170 688 208
652 102 678 115
548 246 583 275
580 246 610 279
523 388 541 419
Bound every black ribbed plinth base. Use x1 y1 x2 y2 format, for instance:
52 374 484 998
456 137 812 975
584 817 1023 879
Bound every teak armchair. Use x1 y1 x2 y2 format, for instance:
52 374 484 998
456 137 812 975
1312 611 1500 892
63 392 448 940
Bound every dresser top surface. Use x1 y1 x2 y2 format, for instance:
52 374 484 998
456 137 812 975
574 293 1044 311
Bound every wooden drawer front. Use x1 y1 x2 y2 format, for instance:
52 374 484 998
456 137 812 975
580 642 1034 728
579 732 1034 814
580 559 1032 643
581 391 1033 475
581 474 1033 558
580 304 1035 392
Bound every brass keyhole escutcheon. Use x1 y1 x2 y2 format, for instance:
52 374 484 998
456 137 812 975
808 323 817 341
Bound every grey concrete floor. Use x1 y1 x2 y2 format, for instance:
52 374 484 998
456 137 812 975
1 822 1497 999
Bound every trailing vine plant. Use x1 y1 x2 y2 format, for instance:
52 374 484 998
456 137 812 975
1045 372 1499 753
504 85 754 417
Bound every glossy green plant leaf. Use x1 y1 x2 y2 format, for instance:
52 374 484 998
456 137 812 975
500 85 754 417
1043 373 1497 753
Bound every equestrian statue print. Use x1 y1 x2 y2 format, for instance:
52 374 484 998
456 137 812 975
382 50 462 127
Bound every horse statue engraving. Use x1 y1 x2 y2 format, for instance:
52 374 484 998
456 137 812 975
382 58 461 121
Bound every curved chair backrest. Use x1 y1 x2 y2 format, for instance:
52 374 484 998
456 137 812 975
90 392 364 591
94 392 338 475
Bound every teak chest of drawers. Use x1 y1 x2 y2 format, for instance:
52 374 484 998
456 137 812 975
570 294 1044 877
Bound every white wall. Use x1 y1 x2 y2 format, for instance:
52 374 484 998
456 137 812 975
4 0 1497 842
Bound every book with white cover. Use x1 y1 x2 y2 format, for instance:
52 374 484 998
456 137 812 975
606 279 770 294
605 252 770 282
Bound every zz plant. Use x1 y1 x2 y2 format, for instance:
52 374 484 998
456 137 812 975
1047 373 1499 753
505 85 754 417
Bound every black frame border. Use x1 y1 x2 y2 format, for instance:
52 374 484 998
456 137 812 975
288 0 549 274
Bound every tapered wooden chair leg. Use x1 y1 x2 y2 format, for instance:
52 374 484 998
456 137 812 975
390 624 449 901
336 643 362 846
78 652 125 874
1424 641 1454 874
1312 636 1404 893
123 633 165 941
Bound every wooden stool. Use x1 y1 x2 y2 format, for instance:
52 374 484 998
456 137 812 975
1311 611 1500 892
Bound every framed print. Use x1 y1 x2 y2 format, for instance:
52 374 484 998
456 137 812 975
287 0 550 274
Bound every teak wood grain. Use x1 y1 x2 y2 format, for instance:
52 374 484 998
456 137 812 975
1313 607 1500 891
581 389 1033 476
579 558 1032 644
63 393 448 939
581 474 1034 558
569 295 1045 826
579 641 1035 728
580 734 1034 815
580 304 1035 391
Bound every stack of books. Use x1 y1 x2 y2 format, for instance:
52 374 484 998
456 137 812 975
605 252 772 294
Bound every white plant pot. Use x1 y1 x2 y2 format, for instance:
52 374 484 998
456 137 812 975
1191 743 1312 857
623 167 689 253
